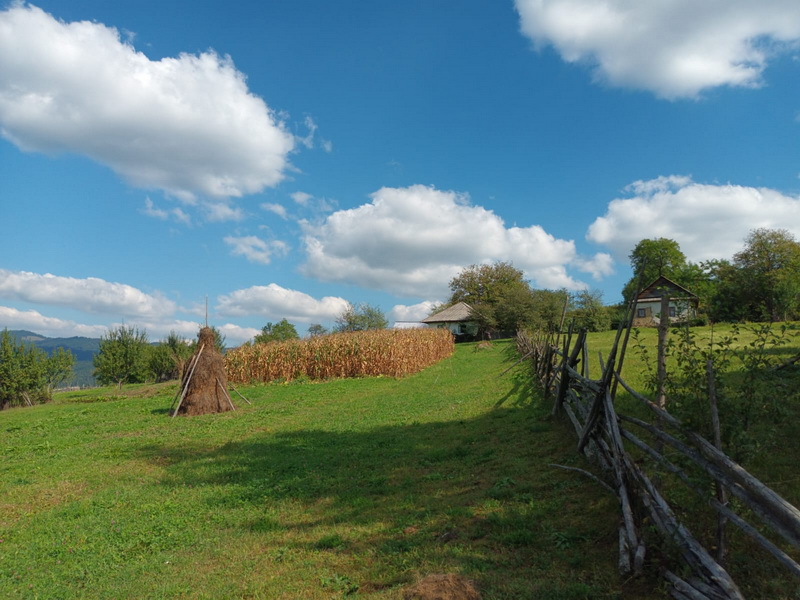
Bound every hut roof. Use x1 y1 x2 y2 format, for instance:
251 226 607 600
420 302 475 324
637 276 698 302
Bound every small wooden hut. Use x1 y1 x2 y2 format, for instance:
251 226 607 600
172 327 234 416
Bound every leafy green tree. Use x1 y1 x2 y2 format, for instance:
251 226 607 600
164 331 193 374
307 324 328 337
569 289 611 332
254 319 299 344
334 303 388 332
0 330 73 407
93 325 150 388
147 332 192 383
447 262 544 333
622 238 688 303
43 346 76 392
147 344 176 383
732 228 800 321
530 288 571 332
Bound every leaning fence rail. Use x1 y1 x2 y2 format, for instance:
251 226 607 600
518 324 800 599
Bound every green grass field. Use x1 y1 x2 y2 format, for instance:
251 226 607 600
0 340 660 599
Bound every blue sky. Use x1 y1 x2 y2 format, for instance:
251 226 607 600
2 1 800 344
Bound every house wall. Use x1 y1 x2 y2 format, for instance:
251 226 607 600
633 299 695 327
431 321 480 337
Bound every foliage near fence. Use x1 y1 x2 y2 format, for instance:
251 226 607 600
225 327 454 384
518 322 800 600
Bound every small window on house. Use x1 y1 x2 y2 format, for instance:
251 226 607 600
669 306 677 317
637 308 646 318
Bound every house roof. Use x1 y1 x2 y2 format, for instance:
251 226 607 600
420 301 475 323
636 276 698 301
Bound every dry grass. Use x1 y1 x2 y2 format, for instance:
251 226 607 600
225 328 454 384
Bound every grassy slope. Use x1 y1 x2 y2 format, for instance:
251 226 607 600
0 341 660 599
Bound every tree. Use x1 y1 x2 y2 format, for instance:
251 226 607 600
732 228 800 321
334 303 388 332
43 346 76 392
0 330 74 408
254 319 299 344
530 288 570 332
147 344 176 383
570 289 611 332
622 238 688 303
447 262 539 333
207 326 227 353
93 325 150 387
307 324 328 337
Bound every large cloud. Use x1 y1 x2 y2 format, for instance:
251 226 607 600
0 269 176 318
0 305 108 338
216 284 350 323
587 176 800 261
0 304 262 346
301 185 611 297
390 301 439 325
514 0 800 99
0 4 294 201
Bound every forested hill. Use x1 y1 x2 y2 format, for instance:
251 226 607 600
5 329 100 386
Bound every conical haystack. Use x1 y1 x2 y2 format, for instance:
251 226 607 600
174 327 233 416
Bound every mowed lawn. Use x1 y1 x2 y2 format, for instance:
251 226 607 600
0 340 661 599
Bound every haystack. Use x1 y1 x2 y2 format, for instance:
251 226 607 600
172 327 234 416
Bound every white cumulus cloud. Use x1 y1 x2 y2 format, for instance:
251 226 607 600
301 184 605 297
0 269 176 318
216 284 350 323
215 323 261 347
514 0 800 99
0 305 108 338
587 176 800 262
224 236 288 265
390 301 440 324
0 4 294 201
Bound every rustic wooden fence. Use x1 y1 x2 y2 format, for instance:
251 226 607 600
518 312 800 599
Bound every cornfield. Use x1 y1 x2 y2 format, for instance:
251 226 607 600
224 328 454 384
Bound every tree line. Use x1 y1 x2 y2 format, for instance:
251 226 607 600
624 228 800 323
434 227 800 337
438 261 609 335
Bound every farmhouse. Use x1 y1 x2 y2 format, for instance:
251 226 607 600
633 276 699 327
420 301 480 341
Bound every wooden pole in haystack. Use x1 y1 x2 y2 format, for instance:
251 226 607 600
172 344 204 417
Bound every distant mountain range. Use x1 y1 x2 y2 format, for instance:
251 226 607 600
5 329 100 387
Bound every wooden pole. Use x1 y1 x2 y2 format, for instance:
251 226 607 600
229 383 252 405
169 350 200 412
554 328 584 416
707 359 728 565
217 378 236 411
656 293 670 411
653 293 670 489
172 344 204 418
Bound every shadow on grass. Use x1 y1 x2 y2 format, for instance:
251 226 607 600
134 392 629 597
